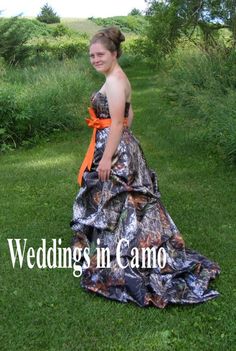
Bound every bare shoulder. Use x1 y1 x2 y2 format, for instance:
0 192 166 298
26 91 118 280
106 70 132 102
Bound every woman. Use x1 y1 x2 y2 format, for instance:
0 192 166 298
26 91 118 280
70 26 220 308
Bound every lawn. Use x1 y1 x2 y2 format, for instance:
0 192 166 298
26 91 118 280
0 63 235 350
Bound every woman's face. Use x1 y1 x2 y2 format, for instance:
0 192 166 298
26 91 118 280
89 42 117 74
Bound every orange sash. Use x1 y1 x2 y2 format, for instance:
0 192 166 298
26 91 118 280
77 107 128 186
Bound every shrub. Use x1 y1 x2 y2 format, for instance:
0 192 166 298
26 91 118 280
52 23 73 37
89 16 147 34
26 36 89 62
123 35 155 61
0 17 32 65
159 46 236 165
0 58 95 151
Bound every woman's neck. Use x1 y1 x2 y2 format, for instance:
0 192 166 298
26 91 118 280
104 61 121 78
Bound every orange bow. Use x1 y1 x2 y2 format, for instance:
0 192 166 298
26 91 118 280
77 107 128 186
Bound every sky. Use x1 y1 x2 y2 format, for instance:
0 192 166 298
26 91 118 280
0 0 148 18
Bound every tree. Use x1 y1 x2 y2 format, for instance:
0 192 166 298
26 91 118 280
36 3 60 24
144 0 236 58
0 16 31 65
129 8 142 16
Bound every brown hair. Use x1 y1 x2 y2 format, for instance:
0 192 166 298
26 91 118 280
90 26 125 58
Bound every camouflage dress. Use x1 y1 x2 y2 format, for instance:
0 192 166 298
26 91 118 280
70 91 221 308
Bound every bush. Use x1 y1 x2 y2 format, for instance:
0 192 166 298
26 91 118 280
89 16 147 34
26 36 89 62
52 23 73 37
0 83 23 149
0 17 32 65
0 58 95 151
123 35 155 61
159 46 236 165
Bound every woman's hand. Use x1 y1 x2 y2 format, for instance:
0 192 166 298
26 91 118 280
96 156 112 182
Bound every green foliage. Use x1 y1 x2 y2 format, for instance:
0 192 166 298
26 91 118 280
0 17 56 65
89 15 147 34
145 1 190 60
159 46 236 165
128 8 143 16
51 23 72 37
0 58 95 151
36 2 60 24
26 36 89 62
0 16 32 65
122 35 154 61
0 63 234 351
0 17 89 65
8 18 53 38
0 83 22 149
144 0 236 60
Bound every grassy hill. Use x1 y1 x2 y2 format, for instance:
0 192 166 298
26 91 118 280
21 16 145 37
61 18 102 36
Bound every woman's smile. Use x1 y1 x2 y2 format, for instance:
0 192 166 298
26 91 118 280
89 42 117 76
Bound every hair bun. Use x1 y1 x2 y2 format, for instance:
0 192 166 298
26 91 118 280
104 26 125 46
90 26 125 58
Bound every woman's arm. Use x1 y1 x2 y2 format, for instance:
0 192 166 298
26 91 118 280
127 103 133 129
96 76 127 181
102 77 126 159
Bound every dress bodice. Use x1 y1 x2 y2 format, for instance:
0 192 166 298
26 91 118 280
91 91 130 119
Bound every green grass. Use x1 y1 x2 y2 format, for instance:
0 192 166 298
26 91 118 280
0 57 95 150
61 17 140 38
0 62 235 350
21 17 141 38
61 18 102 37
89 15 147 35
157 46 236 165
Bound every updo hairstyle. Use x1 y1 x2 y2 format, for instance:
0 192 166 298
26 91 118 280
90 26 125 58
